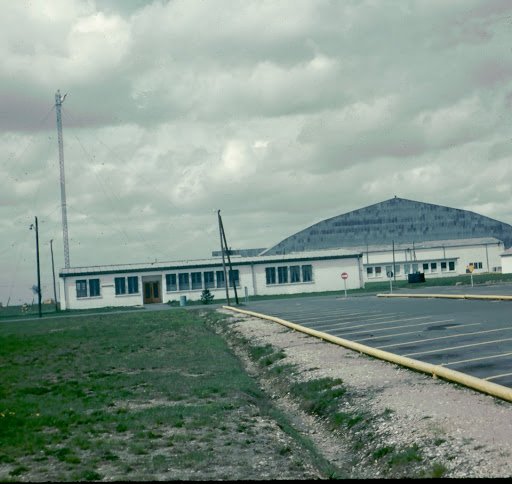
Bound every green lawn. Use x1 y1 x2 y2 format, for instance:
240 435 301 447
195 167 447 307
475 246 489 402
0 309 334 481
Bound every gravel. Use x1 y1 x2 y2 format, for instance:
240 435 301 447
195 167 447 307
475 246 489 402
218 309 512 479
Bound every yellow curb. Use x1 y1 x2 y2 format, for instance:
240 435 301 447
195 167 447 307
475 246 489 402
377 293 512 300
223 305 512 403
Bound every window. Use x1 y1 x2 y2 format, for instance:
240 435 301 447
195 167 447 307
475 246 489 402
76 280 87 298
385 265 392 276
471 262 483 269
395 265 401 275
277 266 288 284
404 264 410 275
302 265 312 282
412 263 419 273
115 277 126 295
216 270 225 288
191 272 202 290
204 271 215 289
441 262 447 272
228 269 240 287
266 267 276 285
127 276 138 294
431 262 437 272
290 266 301 283
449 261 455 271
375 266 382 276
423 263 429 272
178 273 190 291
166 274 177 291
367 267 373 277
89 279 100 297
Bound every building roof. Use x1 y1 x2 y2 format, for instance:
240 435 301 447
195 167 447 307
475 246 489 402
502 248 512 257
262 197 512 255
59 248 362 278
354 237 502 254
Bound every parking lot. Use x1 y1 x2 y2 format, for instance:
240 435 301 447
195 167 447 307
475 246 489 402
244 287 512 389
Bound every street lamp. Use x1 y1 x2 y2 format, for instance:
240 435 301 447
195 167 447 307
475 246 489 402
30 217 42 318
50 239 58 312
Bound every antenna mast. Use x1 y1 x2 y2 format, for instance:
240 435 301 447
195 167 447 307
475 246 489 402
55 90 70 268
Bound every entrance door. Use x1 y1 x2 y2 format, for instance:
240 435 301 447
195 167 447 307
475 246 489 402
143 281 161 304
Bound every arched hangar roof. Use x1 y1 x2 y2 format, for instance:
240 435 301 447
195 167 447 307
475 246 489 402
262 197 512 255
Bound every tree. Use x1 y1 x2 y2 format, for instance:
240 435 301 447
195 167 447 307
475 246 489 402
200 289 215 305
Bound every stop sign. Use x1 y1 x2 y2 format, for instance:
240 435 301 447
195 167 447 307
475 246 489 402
341 272 348 280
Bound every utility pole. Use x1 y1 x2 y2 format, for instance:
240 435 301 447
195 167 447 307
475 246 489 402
32 217 42 318
217 210 230 305
219 212 239 305
55 90 70 268
50 239 58 312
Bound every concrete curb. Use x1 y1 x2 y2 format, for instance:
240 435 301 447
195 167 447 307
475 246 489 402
223 305 512 403
377 293 512 301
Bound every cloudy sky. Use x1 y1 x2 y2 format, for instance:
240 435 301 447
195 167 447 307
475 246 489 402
2 0 512 305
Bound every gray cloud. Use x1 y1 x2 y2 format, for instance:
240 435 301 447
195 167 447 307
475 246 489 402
2 0 512 304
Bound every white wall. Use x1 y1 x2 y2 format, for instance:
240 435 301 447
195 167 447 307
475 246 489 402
502 255 512 274
363 242 503 282
60 256 363 309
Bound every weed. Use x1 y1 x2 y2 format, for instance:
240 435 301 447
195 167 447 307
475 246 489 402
429 462 448 478
372 446 395 459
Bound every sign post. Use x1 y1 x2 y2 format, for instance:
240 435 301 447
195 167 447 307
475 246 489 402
467 264 474 287
341 272 348 298
387 270 394 293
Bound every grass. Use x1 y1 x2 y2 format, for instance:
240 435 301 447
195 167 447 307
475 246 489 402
0 309 344 481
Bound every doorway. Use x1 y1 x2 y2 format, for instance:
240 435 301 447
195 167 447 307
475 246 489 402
143 280 161 304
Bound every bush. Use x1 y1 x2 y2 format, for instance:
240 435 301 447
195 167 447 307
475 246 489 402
200 289 215 305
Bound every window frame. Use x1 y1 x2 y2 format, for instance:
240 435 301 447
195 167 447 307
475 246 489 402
89 279 100 297
127 276 139 294
277 266 288 284
302 265 312 282
76 280 87 298
178 273 190 291
290 265 301 283
115 277 126 295
166 274 177 292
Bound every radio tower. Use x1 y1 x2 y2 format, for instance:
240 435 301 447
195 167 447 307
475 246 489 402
55 90 70 268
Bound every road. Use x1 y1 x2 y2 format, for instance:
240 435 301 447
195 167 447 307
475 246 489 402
244 288 512 389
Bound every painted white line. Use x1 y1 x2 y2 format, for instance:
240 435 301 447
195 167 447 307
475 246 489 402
441 351 512 367
314 316 446 333
269 308 362 318
301 313 402 326
403 337 512 357
293 311 393 323
355 323 481 343
340 319 456 337
485 371 512 381
376 327 512 350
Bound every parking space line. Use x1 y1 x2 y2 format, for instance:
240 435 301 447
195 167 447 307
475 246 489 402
311 316 447 333
485 372 512 381
270 308 364 318
355 323 481 343
441 351 512 367
299 313 403 326
403 337 512 357
375 327 512 350
340 319 456 337
292 311 396 323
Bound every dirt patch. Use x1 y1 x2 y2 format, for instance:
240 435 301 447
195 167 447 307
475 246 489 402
214 309 512 478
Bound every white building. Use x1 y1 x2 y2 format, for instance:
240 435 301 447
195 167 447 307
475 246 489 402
359 237 503 282
501 248 512 274
59 249 364 310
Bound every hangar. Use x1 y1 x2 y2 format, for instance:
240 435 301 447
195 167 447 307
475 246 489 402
262 197 509 282
59 197 511 309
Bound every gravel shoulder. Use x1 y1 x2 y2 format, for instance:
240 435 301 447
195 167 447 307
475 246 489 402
216 309 512 479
